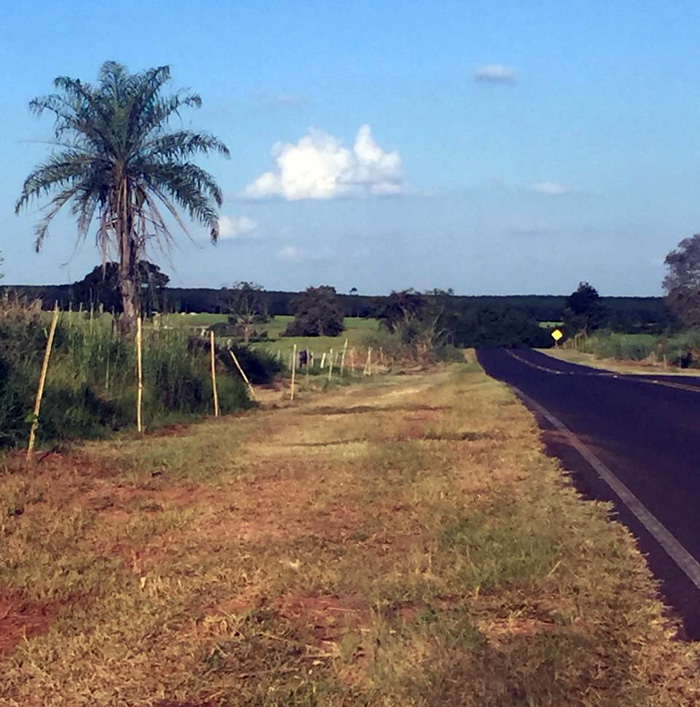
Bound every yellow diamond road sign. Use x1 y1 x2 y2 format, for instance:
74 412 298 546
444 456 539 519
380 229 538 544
551 329 563 342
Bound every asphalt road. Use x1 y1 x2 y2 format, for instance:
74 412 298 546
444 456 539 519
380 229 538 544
477 348 700 639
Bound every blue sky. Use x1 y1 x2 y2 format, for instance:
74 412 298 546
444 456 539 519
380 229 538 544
3 0 700 295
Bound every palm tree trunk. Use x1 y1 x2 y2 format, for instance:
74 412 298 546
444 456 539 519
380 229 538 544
119 269 140 336
116 177 141 337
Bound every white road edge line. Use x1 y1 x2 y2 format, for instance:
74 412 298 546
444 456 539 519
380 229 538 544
512 384 700 591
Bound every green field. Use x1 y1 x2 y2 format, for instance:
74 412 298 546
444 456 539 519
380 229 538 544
161 312 380 361
161 312 227 328
250 316 379 358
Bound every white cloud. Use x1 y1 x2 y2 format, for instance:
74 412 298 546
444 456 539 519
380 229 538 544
244 125 404 200
473 65 517 84
218 215 258 240
276 245 303 262
530 181 573 196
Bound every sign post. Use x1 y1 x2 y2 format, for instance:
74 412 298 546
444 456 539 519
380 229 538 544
551 328 563 347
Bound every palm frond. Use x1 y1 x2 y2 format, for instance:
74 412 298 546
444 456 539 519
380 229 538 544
141 131 230 162
32 185 82 251
144 163 220 228
15 150 103 213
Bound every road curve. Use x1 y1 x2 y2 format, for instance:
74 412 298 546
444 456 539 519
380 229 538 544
477 348 700 639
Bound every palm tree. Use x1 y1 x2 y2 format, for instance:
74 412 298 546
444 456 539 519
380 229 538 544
16 61 229 335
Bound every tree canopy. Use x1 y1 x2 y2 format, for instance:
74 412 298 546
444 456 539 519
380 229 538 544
15 61 229 334
375 289 447 356
663 234 700 329
221 282 269 344
71 261 169 314
284 285 344 337
563 282 605 335
663 234 700 292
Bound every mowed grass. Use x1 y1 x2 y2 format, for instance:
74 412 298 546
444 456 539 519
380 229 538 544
1 359 699 705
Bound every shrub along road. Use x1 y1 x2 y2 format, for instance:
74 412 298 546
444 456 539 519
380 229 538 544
477 348 700 639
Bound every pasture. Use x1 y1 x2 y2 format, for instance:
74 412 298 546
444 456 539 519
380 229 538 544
162 312 381 365
250 316 379 359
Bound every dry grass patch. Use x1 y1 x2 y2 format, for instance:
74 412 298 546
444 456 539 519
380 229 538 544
1 360 699 705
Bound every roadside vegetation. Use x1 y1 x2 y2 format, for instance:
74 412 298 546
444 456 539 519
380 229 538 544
0 299 283 449
1 359 698 705
545 333 700 376
555 330 700 370
551 241 700 371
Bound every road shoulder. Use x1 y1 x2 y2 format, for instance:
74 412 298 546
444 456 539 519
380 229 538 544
2 361 699 705
539 347 700 376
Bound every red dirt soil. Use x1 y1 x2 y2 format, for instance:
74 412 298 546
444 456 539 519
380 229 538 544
0 592 62 657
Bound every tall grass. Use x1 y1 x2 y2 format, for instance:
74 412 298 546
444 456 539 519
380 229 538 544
574 330 700 368
0 301 266 448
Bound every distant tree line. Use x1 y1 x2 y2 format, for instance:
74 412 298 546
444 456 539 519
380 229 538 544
0 280 672 333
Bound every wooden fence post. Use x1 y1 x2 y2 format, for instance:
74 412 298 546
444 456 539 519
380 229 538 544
340 339 348 376
210 330 220 417
136 317 144 433
27 304 60 459
364 347 372 376
291 343 297 400
230 349 258 401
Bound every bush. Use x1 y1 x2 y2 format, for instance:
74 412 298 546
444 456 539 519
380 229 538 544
283 286 344 337
225 344 282 384
434 343 466 362
362 330 415 365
